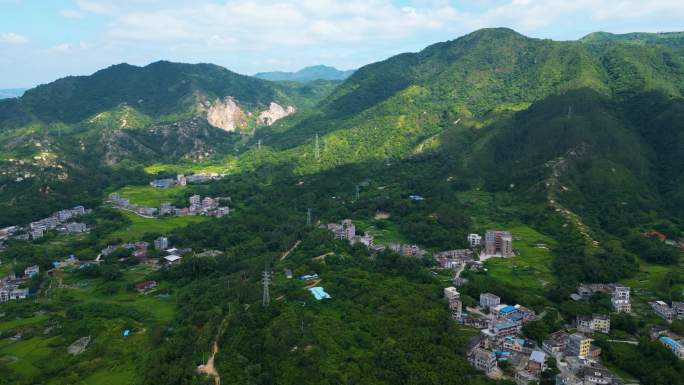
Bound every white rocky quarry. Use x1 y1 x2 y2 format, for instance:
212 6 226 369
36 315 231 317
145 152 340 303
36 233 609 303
257 102 296 126
206 96 247 132
67 336 91 355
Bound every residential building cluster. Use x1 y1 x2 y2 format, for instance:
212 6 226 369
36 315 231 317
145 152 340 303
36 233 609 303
0 205 90 241
455 289 623 384
458 291 543 381
0 265 38 303
150 172 223 189
466 230 514 257
573 283 632 313
326 219 386 253
100 237 189 266
109 193 229 218
650 300 684 322
434 249 474 269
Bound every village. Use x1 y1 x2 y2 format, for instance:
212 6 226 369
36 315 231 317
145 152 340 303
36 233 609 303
1 211 683 384
326 217 684 384
0 205 90 245
148 172 224 189
109 192 229 219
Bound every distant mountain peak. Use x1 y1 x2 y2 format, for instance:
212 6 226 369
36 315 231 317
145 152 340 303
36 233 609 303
255 65 355 82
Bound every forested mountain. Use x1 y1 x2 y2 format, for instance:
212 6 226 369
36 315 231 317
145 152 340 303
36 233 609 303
581 31 684 47
255 65 355 82
249 28 684 237
2 27 684 385
0 61 338 225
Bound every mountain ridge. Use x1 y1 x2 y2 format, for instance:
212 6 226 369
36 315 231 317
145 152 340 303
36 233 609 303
255 64 355 82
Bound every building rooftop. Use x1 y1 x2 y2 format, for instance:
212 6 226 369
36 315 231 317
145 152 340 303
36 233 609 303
660 336 683 350
499 305 517 314
530 350 546 363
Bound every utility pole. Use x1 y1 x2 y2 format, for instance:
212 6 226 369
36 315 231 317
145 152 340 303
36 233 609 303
262 270 271 307
355 185 360 201
314 133 320 161
306 208 312 227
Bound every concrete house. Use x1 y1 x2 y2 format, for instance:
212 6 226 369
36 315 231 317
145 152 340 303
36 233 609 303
484 230 513 257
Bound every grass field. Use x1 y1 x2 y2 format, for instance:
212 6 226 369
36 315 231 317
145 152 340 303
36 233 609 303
353 218 406 245
485 225 556 292
114 185 187 207
109 210 208 241
83 366 137 385
144 156 238 176
0 335 58 379
0 315 49 333
621 257 684 314
0 261 177 384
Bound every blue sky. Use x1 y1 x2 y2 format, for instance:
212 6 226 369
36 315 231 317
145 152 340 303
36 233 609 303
1 0 683 88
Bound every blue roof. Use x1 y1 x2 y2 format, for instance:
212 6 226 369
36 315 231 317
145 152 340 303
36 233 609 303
530 350 546 363
308 286 331 300
500 305 517 314
123 329 130 337
495 322 516 329
509 314 524 322
660 336 682 349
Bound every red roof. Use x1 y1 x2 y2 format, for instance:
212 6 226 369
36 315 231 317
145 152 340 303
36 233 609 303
643 231 667 241
135 280 157 291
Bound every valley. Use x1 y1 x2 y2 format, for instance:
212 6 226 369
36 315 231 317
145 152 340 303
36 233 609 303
0 27 683 385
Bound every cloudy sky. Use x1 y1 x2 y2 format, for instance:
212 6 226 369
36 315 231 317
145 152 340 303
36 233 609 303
1 0 683 88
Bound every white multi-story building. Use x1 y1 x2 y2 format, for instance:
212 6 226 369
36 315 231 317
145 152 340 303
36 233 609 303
468 348 497 373
154 237 169 251
24 265 39 278
576 314 610 334
467 233 482 248
480 292 501 309
651 300 676 321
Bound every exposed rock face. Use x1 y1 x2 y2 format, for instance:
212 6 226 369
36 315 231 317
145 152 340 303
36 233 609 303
206 96 246 132
257 102 296 126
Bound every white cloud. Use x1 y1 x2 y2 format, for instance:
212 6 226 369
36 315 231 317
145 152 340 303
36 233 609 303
102 0 466 50
0 32 29 44
60 9 85 19
76 0 116 15
50 43 73 53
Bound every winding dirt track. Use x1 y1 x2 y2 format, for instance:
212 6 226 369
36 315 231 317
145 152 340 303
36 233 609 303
198 340 220 385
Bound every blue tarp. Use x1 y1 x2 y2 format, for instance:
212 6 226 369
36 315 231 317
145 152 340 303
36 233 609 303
299 274 319 281
308 286 331 300
123 329 130 337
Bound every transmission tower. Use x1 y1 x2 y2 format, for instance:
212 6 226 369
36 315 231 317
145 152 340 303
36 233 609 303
306 208 312 227
314 133 320 161
262 270 271 307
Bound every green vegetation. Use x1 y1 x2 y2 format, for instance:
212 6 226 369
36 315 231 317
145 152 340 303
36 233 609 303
595 337 684 385
114 185 187 207
2 27 684 384
109 211 208 242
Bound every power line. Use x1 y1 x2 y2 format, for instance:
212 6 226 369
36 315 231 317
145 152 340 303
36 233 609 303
262 270 271 307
